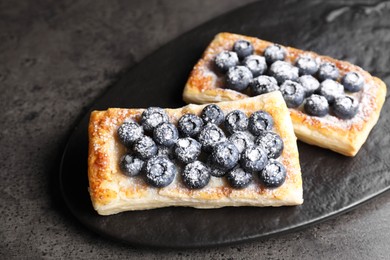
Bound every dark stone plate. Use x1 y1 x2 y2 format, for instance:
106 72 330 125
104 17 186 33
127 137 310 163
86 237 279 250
59 0 390 248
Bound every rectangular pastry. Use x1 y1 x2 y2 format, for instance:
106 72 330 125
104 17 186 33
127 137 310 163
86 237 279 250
88 92 303 215
183 32 387 156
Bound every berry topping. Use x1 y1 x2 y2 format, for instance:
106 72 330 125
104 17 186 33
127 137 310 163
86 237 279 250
240 146 268 172
318 79 344 103
226 167 253 189
206 156 227 177
133 135 158 160
264 44 286 64
228 131 254 154
198 123 226 152
342 72 364 92
332 95 359 119
211 141 240 170
248 111 274 135
295 55 319 75
226 66 253 91
156 145 174 160
173 137 202 164
242 55 267 77
224 110 248 134
298 75 320 97
259 160 287 188
141 107 169 132
214 51 239 73
117 120 144 147
317 62 339 81
255 131 284 159
201 104 225 125
153 122 179 147
145 156 177 188
182 161 211 189
119 154 144 177
279 80 305 108
178 113 203 137
304 94 329 117
233 40 254 60
269 60 299 84
250 75 279 96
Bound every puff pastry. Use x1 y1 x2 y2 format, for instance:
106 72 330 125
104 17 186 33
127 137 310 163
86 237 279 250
183 32 387 156
88 92 303 215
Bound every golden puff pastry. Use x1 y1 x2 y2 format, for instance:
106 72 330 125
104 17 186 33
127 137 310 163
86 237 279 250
88 92 303 215
183 32 387 156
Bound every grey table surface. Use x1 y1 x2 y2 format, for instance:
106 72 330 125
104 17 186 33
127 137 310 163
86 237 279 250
1 0 389 259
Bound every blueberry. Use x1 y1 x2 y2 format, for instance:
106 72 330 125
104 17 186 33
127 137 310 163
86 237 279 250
269 61 299 84
211 141 240 170
295 55 319 75
279 80 305 108
178 113 203 137
117 120 144 147
145 156 177 188
226 167 253 189
228 131 255 154
153 122 178 147
226 66 253 91
342 72 364 92
242 55 267 77
298 75 320 97
156 145 175 160
250 75 279 96
214 51 239 73
141 107 169 132
304 94 329 117
206 156 227 177
201 104 224 125
173 137 202 164
233 40 254 60
264 44 286 64
317 62 339 81
318 79 344 103
133 135 158 160
332 95 359 119
255 131 284 159
197 123 226 152
248 111 274 135
224 110 248 134
182 161 211 189
259 160 286 188
240 146 268 172
119 154 144 177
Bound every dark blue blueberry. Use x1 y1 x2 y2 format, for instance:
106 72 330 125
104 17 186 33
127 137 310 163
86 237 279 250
153 122 178 147
226 66 253 91
214 51 239 73
248 111 274 135
156 145 175 160
304 94 329 117
269 61 299 84
211 141 240 170
298 75 320 97
233 40 254 60
264 44 286 64
198 123 226 152
178 113 203 137
332 95 359 119
173 137 202 164
259 160 286 188
117 120 144 147
318 79 344 103
250 75 279 96
317 62 339 81
226 167 253 189
206 156 227 177
119 154 144 177
201 104 224 125
141 107 169 132
182 161 211 189
295 55 319 75
342 72 364 92
133 135 158 160
240 146 268 172
228 131 254 154
224 110 248 134
255 131 284 159
242 55 267 77
279 80 305 108
145 156 176 188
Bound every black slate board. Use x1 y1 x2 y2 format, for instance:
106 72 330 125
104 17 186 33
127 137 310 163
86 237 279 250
59 0 390 248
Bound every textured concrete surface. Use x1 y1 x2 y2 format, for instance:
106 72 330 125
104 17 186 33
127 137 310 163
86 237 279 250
0 0 389 259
